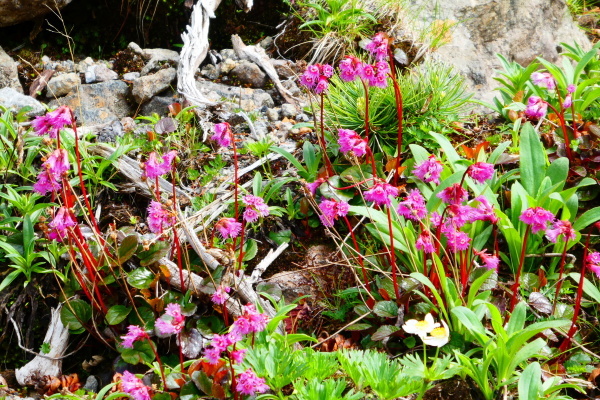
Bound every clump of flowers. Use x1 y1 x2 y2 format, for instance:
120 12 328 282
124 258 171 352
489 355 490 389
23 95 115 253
364 181 399 206
215 217 242 239
467 162 495 184
545 220 576 243
33 149 71 195
338 128 367 157
397 189 427 221
364 32 389 61
147 201 175 234
236 369 269 396
339 55 363 82
520 207 555 233
155 303 186 337
318 199 349 227
402 313 449 347
47 207 77 242
212 122 233 148
242 195 270 223
587 252 600 278
211 285 231 305
413 155 443 184
299 63 334 94
31 105 71 138
474 249 500 271
531 71 556 90
525 96 547 119
120 371 152 400
120 325 150 349
143 150 177 179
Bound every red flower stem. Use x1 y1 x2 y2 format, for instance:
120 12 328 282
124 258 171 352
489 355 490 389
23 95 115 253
361 80 371 145
387 48 404 185
570 102 579 138
386 207 400 300
552 239 569 314
509 225 531 316
232 132 239 221
545 102 573 162
558 230 592 352
177 332 185 373
319 93 335 176
170 164 186 293
146 338 167 388
228 356 238 400
342 216 373 295
236 220 247 271
365 148 378 179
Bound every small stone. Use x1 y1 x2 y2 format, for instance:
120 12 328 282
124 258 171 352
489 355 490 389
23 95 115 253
94 64 118 82
280 103 297 118
266 108 280 121
123 71 140 81
299 126 312 134
259 36 273 49
295 113 310 122
0 87 45 116
219 49 238 61
253 121 269 138
201 64 220 80
41 55 51 64
96 119 124 143
0 46 23 93
83 375 99 393
290 128 300 135
231 59 267 87
47 72 80 97
132 67 177 103
220 58 238 74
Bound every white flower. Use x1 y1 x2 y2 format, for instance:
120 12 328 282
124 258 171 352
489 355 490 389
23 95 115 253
422 320 450 347
402 313 439 338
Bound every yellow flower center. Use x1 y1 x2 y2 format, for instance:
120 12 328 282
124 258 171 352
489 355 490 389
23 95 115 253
430 327 447 338
415 320 430 329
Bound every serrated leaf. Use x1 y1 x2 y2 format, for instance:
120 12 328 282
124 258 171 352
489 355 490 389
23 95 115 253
372 325 399 341
528 292 552 314
118 235 138 263
60 299 92 330
138 241 170 266
373 301 399 318
127 267 155 289
105 305 132 325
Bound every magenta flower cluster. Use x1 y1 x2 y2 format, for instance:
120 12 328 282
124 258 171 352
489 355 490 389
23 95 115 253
413 156 444 184
236 369 269 396
144 150 177 179
242 195 270 223
531 72 556 90
120 371 151 400
338 128 367 157
147 201 175 234
48 206 77 242
34 148 71 195
31 105 71 138
519 207 555 233
299 63 334 94
318 199 349 227
364 32 389 61
338 56 389 88
364 182 399 206
155 303 186 337
212 122 233 148
587 252 600 278
525 96 547 119
211 285 231 305
215 217 242 239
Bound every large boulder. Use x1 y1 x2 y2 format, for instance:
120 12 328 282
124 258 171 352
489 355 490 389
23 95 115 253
132 68 177 104
48 80 133 125
0 46 23 93
0 88 45 116
195 80 274 112
0 0 73 27
411 0 591 109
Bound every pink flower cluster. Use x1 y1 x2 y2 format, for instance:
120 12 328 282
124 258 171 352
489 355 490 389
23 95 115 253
397 189 427 221
33 148 71 195
121 371 151 400
242 195 269 223
519 207 555 234
531 72 556 90
48 206 77 242
318 199 349 227
212 122 233 148
299 64 334 94
31 106 71 138
474 249 500 270
467 162 495 184
155 303 186 337
236 369 269 396
365 32 389 61
211 285 231 305
338 129 367 157
338 56 389 87
143 150 177 179
339 56 363 82
215 217 242 239
147 201 175 234
416 232 435 253
120 325 149 349
587 252 600 278
230 304 269 336
413 156 443 184
306 178 325 195
437 183 468 205
563 84 576 108
364 182 399 206
525 96 547 120
545 220 576 243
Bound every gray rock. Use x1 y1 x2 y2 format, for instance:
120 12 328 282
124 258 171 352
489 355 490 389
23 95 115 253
56 60 75 73
281 80 302 97
201 64 220 80
47 73 80 97
259 36 274 49
0 46 23 93
83 375 99 392
0 88 45 116
48 80 133 125
0 0 72 27
295 113 310 122
219 58 238 74
86 64 118 83
132 67 177 103
231 61 267 88
411 0 591 109
128 43 179 76
123 72 141 81
140 95 179 116
266 108 280 121
280 103 297 118
253 120 269 138
219 49 238 61
196 80 274 111
270 59 300 79
96 119 124 143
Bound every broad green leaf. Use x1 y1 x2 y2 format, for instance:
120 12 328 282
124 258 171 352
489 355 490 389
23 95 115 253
105 305 132 325
60 299 92 331
518 362 541 400
120 339 155 365
373 301 398 318
573 206 600 231
568 273 600 303
519 122 546 196
451 306 489 345
242 239 258 261
118 235 138 263
127 267 155 289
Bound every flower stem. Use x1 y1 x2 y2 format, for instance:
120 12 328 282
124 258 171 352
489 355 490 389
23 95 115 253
386 207 400 300
552 239 569 315
319 93 335 176
546 102 574 162
509 225 531 315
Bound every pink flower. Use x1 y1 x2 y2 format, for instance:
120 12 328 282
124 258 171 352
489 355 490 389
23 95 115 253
203 347 222 365
33 168 62 195
321 64 334 78
545 220 576 243
520 207 554 234
359 63 375 81
231 304 269 335
215 217 242 239
231 349 247 364
235 369 269 396
45 149 70 177
300 64 332 93
365 32 389 61
31 106 72 138
444 228 471 252
525 96 547 120
212 122 232 148
416 232 435 253
470 196 499 224
437 184 468 205
364 182 399 206
318 199 349 227
338 129 367 157
339 56 363 81
397 189 427 221
211 285 231 305
587 252 600 278
531 72 556 90
48 207 77 241
121 371 151 400
243 195 269 223
366 62 389 88
306 178 325 195
563 94 572 108
315 76 329 94
155 303 185 336
474 249 499 270
413 155 443 184
211 333 238 352
468 162 494 184
567 84 576 93
144 150 177 179
445 204 477 229
121 325 148 349
147 201 175 234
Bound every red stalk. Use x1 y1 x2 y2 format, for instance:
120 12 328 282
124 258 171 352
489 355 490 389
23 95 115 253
552 239 569 314
509 225 531 315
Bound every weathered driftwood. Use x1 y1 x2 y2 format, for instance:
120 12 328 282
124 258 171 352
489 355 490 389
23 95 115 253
15 306 69 386
249 242 289 284
231 34 298 106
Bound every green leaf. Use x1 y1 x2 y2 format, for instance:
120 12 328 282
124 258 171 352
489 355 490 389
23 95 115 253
118 235 138 263
137 241 170 267
451 306 489 345
373 301 398 318
60 299 92 331
242 239 258 261
519 122 547 196
518 362 542 400
568 273 600 303
372 325 399 341
345 323 372 331
119 339 156 365
127 267 155 289
573 206 600 231
105 305 132 325
268 230 291 245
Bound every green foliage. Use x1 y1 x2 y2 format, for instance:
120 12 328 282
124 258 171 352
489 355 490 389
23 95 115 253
292 378 364 400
